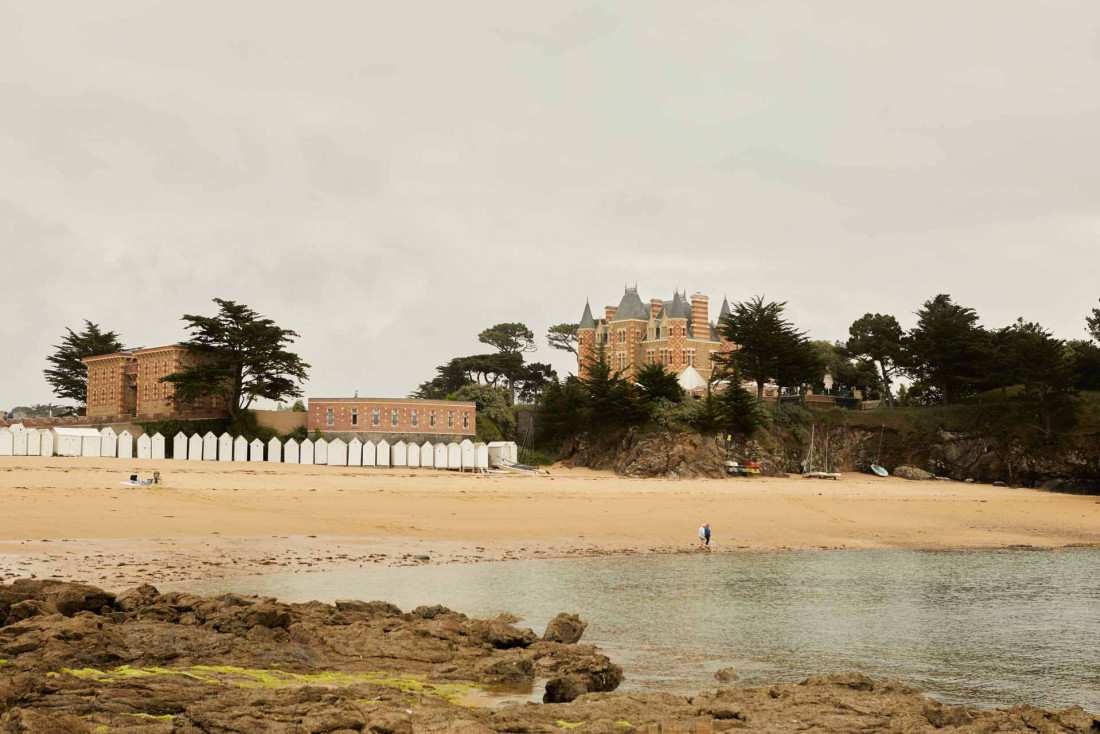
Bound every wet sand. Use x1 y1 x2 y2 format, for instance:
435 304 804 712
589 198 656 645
1 457 1098 590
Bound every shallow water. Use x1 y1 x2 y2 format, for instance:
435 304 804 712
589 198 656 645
178 549 1100 712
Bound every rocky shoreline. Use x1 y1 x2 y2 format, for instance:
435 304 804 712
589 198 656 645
2 580 1097 733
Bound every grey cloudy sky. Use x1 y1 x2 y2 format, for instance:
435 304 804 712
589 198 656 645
3 1 1100 408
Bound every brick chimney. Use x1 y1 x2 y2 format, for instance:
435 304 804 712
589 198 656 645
650 299 663 318
605 306 617 322
690 294 708 335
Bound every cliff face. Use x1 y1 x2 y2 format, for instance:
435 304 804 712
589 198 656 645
562 405 1100 493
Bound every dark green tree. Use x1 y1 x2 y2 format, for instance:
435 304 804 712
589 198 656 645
453 383 515 440
634 362 685 404
44 321 127 413
718 364 763 438
1066 340 1100 391
161 299 310 422
1009 320 1075 440
1087 299 1100 343
546 323 579 356
846 313 906 406
479 323 536 354
772 330 825 397
579 344 649 430
716 296 798 399
906 294 989 405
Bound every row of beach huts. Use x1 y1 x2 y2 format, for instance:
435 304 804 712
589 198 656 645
0 424 518 471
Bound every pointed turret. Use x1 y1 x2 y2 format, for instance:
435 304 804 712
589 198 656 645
579 300 596 329
719 296 731 320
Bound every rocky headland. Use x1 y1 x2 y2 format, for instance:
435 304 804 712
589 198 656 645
2 580 1097 733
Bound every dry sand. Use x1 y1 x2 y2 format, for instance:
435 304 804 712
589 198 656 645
1 456 1098 590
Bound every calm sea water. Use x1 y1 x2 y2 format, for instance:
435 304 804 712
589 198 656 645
177 549 1100 712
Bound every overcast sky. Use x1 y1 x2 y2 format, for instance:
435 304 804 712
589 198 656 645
3 1 1100 408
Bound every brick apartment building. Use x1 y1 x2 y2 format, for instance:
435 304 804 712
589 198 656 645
578 287 737 383
307 398 476 441
83 345 224 420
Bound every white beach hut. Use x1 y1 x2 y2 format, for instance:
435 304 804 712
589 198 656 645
315 438 328 465
506 442 518 463
188 433 204 460
249 438 264 462
376 439 390 467
433 442 447 468
26 429 41 457
117 430 134 459
284 438 300 464
362 440 376 467
137 433 152 459
233 436 248 462
267 437 282 463
487 441 507 467
460 439 475 471
475 442 489 470
420 441 434 468
0 427 12 457
12 426 28 457
300 438 314 465
347 437 363 467
218 433 233 462
49 427 76 457
392 440 408 467
173 432 188 460
327 438 347 466
447 442 461 470
151 433 166 460
80 429 102 457
407 441 421 468
202 432 218 461
39 429 54 457
99 427 117 458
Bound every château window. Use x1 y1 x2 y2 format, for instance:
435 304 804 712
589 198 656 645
391 409 398 427
351 409 358 426
463 413 469 429
448 411 454 428
327 408 334 426
412 410 418 427
430 410 436 427
373 409 380 427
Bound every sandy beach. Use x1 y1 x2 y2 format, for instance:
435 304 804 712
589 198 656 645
1 456 1098 589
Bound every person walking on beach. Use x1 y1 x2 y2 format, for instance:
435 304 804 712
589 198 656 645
704 523 712 551
698 523 707 548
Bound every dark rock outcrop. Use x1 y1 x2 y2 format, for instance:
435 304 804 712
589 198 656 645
894 465 936 481
543 613 587 644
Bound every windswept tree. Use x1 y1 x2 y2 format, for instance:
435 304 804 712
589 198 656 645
634 362 685 404
479 323 536 354
846 313 906 406
1007 320 1076 440
161 299 310 422
546 323 579 356
906 294 989 405
44 321 127 413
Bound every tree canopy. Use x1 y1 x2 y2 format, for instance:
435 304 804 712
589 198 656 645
546 323 579 357
160 299 310 421
1087 299 1100 343
44 321 127 412
906 294 989 405
478 323 536 354
846 313 905 406
716 296 821 399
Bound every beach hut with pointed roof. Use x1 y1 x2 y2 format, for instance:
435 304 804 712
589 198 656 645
202 432 217 461
284 438 300 464
446 442 461 469
327 438 347 466
475 442 489 469
173 432 188 460
218 433 233 462
420 441 434 468
433 442 447 468
392 440 407 467
267 437 282 463
362 440 376 467
314 438 328 465
250 438 264 462
347 437 363 467
99 427 117 458
376 439 390 467
40 429 54 457
151 433 166 459
12 427 28 456
300 438 314 465
117 430 133 459
234 435 249 462
137 433 152 459
460 439 475 471
407 440 421 467
188 433 203 460
0 427 12 457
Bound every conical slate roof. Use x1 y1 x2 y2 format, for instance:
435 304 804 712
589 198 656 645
612 287 649 321
665 291 691 320
579 300 597 329
719 297 731 319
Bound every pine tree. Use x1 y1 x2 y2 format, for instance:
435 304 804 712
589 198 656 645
43 321 127 413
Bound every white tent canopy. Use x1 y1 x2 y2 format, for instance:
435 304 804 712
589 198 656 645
677 366 708 392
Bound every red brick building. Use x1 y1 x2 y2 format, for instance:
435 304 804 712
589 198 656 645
307 398 476 438
83 345 224 420
577 287 737 383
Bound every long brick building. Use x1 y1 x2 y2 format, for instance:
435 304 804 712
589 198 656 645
307 398 476 442
577 287 736 384
83 345 224 420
